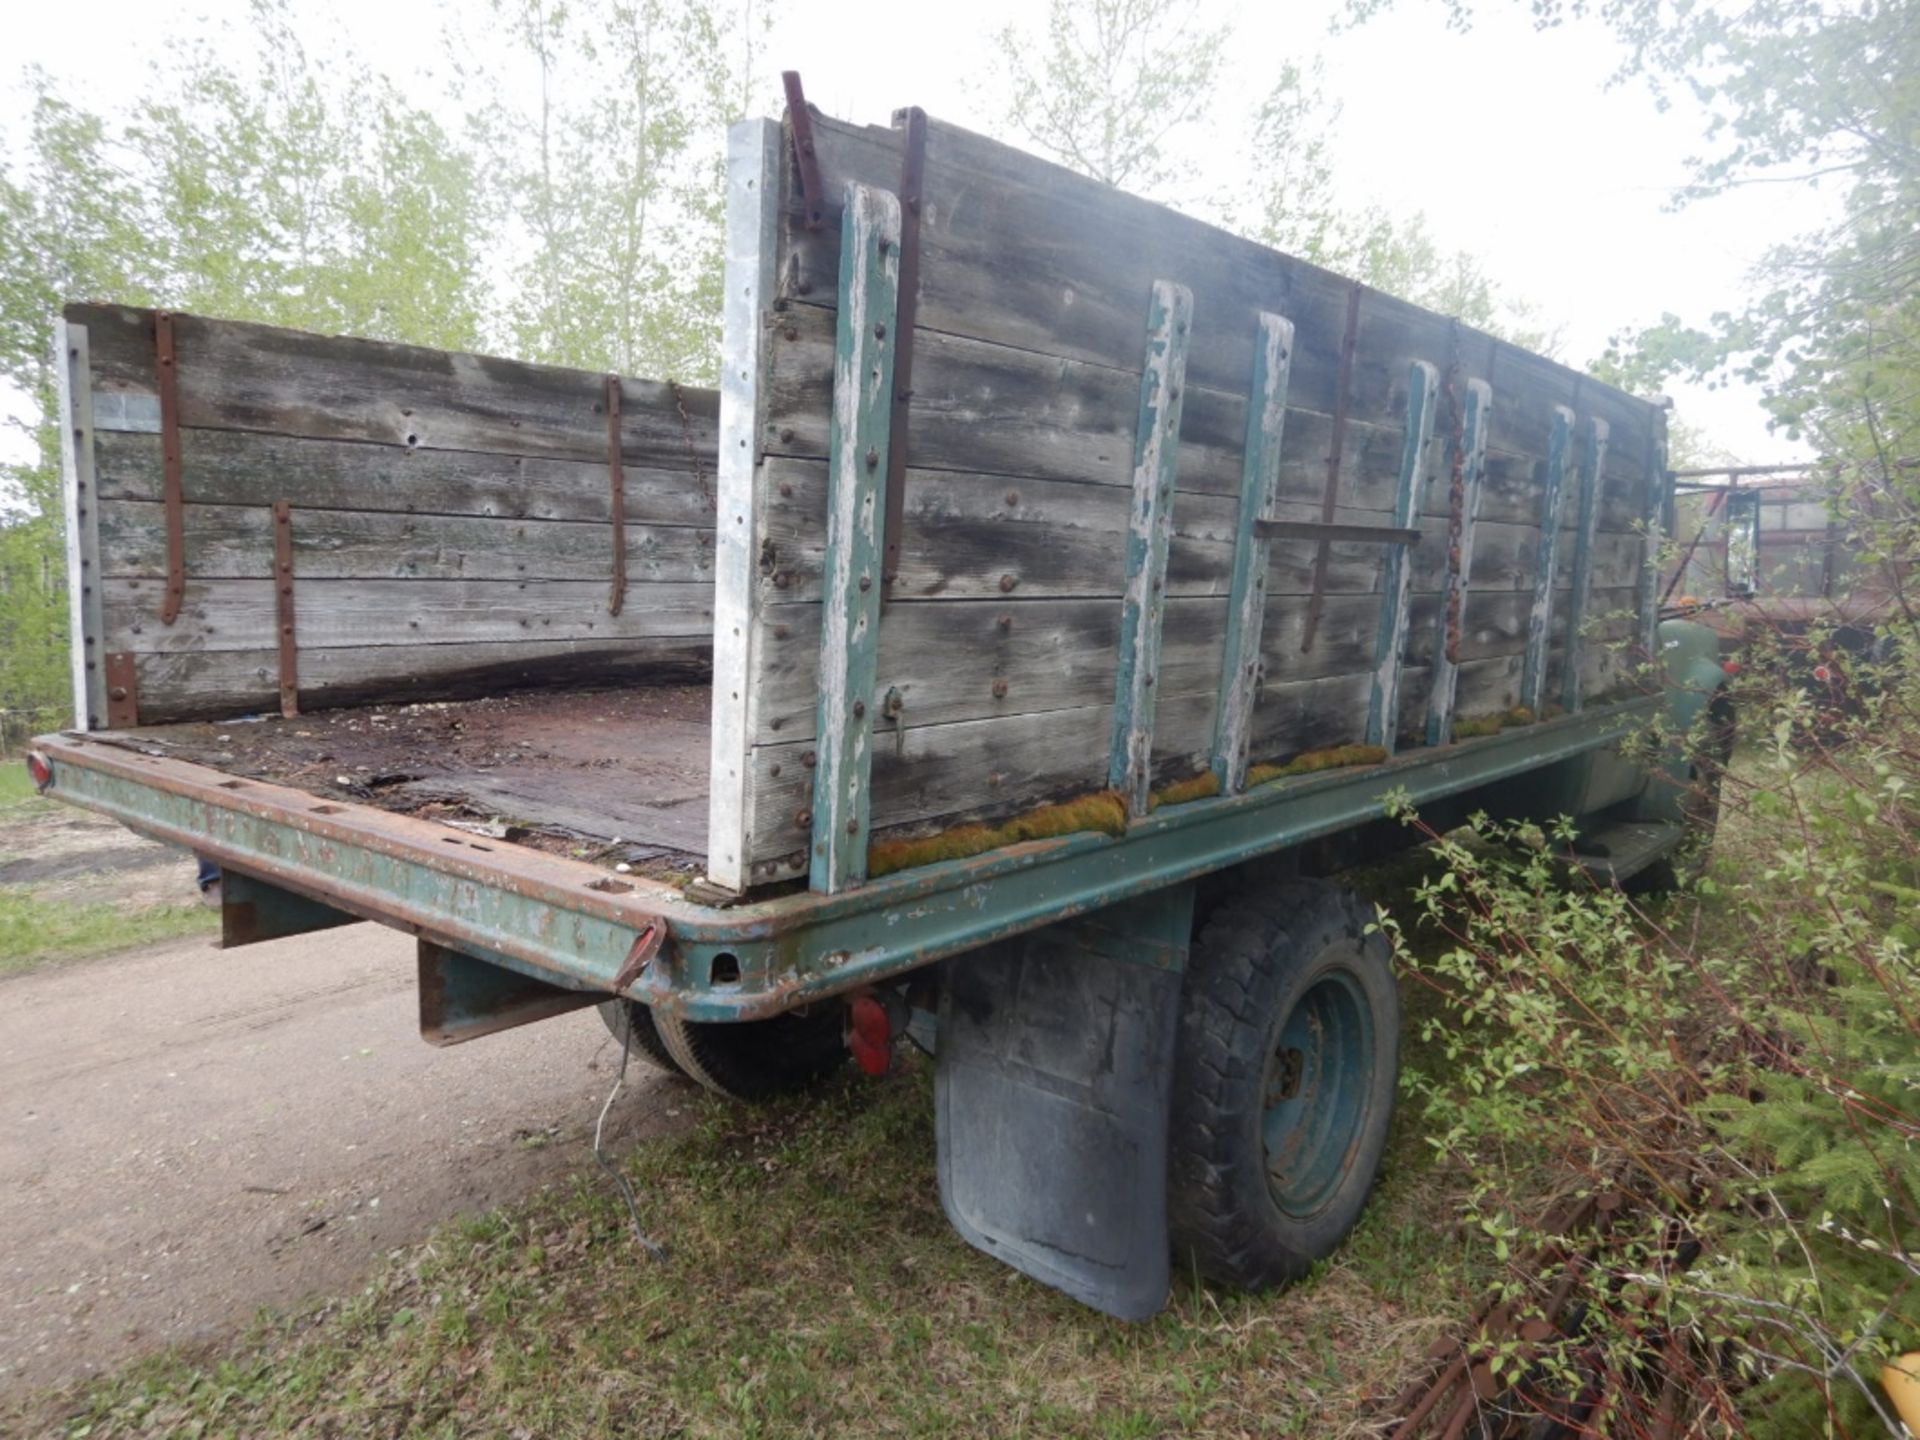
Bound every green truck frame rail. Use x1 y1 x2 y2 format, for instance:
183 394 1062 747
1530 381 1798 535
30 663 1709 1026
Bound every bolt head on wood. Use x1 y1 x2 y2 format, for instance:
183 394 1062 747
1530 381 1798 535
802 750 817 767
991 679 1008 699
853 700 866 719
865 447 879 470
796 809 812 828
998 573 1017 592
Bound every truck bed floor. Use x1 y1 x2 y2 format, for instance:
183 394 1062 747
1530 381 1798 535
90 682 713 877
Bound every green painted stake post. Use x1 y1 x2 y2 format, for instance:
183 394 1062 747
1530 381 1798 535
809 181 903 894
1521 405 1576 716
1211 312 1295 793
1424 378 1493 748
1561 416 1610 712
1109 280 1194 818
1366 361 1439 751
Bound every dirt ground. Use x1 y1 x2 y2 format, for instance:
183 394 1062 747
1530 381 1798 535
0 915 691 1396
0 794 197 917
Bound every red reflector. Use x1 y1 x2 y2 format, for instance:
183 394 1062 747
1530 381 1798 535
1721 659 1741 676
24 751 52 791
848 994 893 1077
1813 665 1832 683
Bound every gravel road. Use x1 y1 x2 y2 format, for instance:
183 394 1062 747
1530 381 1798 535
0 922 685 1395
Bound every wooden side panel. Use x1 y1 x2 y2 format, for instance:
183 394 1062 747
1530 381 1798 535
717 105 1669 884
70 303 718 728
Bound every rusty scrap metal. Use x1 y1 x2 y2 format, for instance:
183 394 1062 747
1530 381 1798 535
882 105 928 594
1302 282 1365 653
1383 1188 1713 1440
782 71 827 231
155 311 187 625
103 651 139 730
606 374 627 616
272 500 300 718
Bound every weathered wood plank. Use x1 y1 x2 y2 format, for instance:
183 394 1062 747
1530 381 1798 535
739 647 1567 884
1563 417 1611 711
74 303 719 470
746 585 1638 753
756 455 1641 608
123 639 711 725
779 113 1654 458
1213 313 1295 793
1425 379 1494 746
809 182 903 892
103 577 713 654
93 428 716 528
1521 406 1576 715
97 501 714 583
1368 361 1440 752
1110 281 1194 816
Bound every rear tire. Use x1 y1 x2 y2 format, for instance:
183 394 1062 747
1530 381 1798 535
1168 880 1400 1290
652 1007 848 1102
597 999 686 1076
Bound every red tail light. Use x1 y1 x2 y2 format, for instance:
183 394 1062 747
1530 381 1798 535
24 751 53 791
1721 659 1741 676
847 994 894 1077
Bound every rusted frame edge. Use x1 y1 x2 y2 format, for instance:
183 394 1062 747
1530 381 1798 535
881 105 928 595
606 374 627 616
781 70 827 231
1302 282 1365 652
272 500 300 717
37 734 697 929
156 311 187 625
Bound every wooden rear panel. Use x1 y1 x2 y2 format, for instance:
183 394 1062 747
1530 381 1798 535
62 304 718 727
709 110 1667 890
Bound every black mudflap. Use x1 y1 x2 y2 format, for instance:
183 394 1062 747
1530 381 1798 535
935 892 1189 1320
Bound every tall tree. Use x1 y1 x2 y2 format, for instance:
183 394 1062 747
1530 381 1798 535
988 0 1229 198
1234 61 1555 350
473 0 762 382
0 0 492 721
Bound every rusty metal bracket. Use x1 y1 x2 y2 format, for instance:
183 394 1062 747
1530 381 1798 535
1255 519 1419 546
272 500 300 718
155 311 186 625
782 71 827 231
882 105 928 594
612 918 666 992
103 651 139 729
1302 283 1365 652
606 374 627 616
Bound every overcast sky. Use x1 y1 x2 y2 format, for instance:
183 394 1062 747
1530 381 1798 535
3 0 1813 464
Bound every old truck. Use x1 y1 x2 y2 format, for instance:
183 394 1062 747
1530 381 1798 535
27 84 1730 1320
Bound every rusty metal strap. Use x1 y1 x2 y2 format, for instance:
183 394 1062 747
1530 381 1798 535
104 651 139 729
782 70 827 231
607 374 627 617
156 312 186 625
273 500 300 718
883 106 928 594
1255 518 1420 546
1301 283 1365 652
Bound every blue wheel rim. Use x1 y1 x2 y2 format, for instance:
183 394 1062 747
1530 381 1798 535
1261 962 1376 1218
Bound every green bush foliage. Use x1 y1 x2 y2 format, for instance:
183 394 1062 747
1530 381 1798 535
1384 614 1920 1434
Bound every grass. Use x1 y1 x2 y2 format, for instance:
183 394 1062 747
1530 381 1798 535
0 754 217 975
10 1050 1484 1440
0 890 215 976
